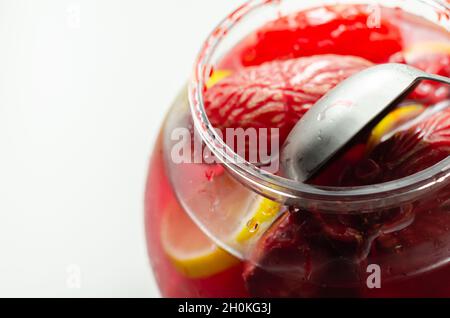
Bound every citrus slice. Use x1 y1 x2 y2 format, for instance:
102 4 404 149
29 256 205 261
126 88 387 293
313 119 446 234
367 104 424 152
161 188 282 279
404 42 450 60
161 200 240 279
161 70 281 278
206 70 232 88
235 197 282 244
161 178 282 278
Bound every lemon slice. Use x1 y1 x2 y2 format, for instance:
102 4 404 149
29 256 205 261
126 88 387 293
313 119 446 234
235 197 282 244
404 42 450 60
368 104 424 152
161 200 240 279
206 70 232 88
161 191 281 279
161 69 282 278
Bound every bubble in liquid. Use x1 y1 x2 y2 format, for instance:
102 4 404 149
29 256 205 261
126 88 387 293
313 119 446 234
246 218 260 233
204 164 225 181
205 170 215 181
394 244 403 254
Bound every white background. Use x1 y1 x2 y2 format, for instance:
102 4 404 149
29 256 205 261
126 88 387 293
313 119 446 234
0 0 245 297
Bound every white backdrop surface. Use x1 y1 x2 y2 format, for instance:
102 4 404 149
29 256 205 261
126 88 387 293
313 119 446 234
0 0 245 297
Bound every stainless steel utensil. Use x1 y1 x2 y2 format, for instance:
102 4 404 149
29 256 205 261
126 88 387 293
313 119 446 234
281 63 450 182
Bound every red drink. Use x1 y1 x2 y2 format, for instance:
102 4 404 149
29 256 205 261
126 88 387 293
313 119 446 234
145 1 450 297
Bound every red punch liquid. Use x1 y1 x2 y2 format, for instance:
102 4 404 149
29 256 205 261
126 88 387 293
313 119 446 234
145 4 450 297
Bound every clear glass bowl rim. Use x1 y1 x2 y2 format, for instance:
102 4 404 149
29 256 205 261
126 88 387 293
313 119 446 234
188 0 450 210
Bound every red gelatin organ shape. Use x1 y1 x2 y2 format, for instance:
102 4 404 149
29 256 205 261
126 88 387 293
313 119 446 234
205 54 373 146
